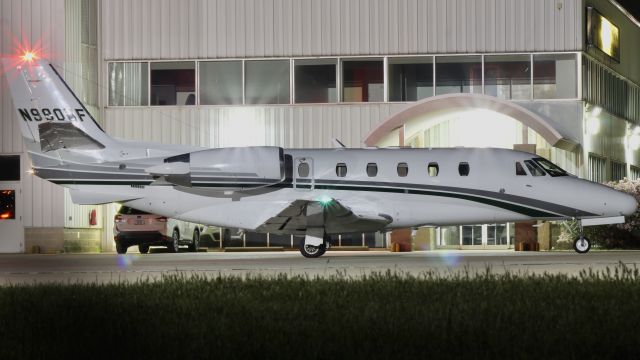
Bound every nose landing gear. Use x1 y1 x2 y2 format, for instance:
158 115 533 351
573 221 591 254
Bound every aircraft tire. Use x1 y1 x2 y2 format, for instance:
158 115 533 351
138 244 150 254
299 242 326 258
573 236 591 254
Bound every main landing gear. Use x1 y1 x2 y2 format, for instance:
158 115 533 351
573 220 591 254
299 232 331 258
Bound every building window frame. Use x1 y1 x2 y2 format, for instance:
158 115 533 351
105 51 585 109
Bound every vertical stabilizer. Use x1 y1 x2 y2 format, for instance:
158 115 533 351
1 58 115 153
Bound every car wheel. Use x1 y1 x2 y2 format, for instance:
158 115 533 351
168 229 180 253
138 244 150 254
189 229 200 252
116 242 127 254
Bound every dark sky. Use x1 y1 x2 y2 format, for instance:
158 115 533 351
616 0 640 23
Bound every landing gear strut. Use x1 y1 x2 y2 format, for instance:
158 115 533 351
573 220 591 254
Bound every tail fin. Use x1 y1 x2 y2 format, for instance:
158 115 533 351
1 58 115 154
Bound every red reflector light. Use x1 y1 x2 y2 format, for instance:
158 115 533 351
157 217 168 222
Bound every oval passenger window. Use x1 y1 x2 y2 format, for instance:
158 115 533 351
458 162 470 176
366 163 378 177
336 163 347 177
428 162 439 177
298 162 310 177
397 163 409 177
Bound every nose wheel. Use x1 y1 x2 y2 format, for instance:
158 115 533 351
573 236 591 253
573 220 591 254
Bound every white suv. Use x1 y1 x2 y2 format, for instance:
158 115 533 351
114 206 219 254
166 218 205 253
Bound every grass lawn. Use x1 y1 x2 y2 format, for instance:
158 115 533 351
1 265 639 359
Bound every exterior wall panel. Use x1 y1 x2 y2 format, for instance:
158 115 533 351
104 104 405 149
102 0 583 61
0 0 67 228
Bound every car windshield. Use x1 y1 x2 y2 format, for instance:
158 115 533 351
118 206 150 215
533 158 568 177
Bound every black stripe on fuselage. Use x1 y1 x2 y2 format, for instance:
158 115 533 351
48 176 593 218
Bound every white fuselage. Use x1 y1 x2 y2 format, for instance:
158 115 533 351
59 147 636 234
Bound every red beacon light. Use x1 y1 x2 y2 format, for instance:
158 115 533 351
20 51 37 63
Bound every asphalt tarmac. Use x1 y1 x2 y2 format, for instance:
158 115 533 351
1 249 640 284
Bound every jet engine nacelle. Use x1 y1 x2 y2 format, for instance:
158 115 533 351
147 146 285 189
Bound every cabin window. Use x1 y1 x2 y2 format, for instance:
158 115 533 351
397 163 409 177
524 160 546 176
458 162 470 176
428 162 439 177
516 162 527 176
298 162 310 177
533 158 568 177
336 163 348 177
366 163 378 177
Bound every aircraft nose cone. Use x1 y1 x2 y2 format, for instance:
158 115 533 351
619 192 638 216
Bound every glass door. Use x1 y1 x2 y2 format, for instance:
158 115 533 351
461 225 483 245
487 224 509 245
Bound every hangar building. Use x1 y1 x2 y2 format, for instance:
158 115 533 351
1 0 639 252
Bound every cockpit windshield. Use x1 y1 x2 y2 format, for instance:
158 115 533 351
533 158 568 177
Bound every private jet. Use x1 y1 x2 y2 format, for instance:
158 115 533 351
2 57 636 257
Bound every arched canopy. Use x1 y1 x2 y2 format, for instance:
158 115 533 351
364 93 577 150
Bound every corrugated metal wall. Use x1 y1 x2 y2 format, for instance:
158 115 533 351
0 0 67 228
63 0 103 229
104 104 406 148
102 0 583 60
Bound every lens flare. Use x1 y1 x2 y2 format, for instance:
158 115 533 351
438 251 461 267
21 51 37 62
317 195 333 206
116 254 139 269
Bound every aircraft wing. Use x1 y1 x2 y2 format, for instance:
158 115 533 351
256 198 392 235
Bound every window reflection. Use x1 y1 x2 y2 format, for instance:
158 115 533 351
342 60 384 102
484 55 531 100
245 60 290 104
199 61 242 105
440 226 459 246
533 54 577 99
150 62 195 106
462 225 483 245
388 57 433 101
487 224 508 245
0 190 15 220
295 59 337 103
108 62 148 106
435 56 482 95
